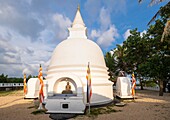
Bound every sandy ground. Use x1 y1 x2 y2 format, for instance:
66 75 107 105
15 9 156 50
0 90 170 120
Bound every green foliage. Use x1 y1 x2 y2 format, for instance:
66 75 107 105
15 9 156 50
114 44 127 73
105 52 115 72
0 91 15 97
86 104 121 118
0 73 27 83
145 80 157 87
0 73 8 83
105 2 170 95
0 90 22 97
145 2 170 81
105 45 127 79
8 77 23 83
105 52 117 80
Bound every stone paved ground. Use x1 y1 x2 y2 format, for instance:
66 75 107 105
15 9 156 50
0 90 170 120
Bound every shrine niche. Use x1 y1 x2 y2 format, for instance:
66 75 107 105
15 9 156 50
53 78 76 95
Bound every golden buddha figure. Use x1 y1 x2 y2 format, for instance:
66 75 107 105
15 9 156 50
62 82 73 94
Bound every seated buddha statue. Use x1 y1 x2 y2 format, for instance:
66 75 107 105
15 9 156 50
62 82 73 94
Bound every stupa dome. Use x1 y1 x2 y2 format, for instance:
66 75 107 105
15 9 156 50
46 6 113 106
49 38 106 68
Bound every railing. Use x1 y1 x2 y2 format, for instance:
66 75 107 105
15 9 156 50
0 83 24 87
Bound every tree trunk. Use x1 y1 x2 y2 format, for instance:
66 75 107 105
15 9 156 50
139 78 144 90
163 80 167 92
159 80 164 96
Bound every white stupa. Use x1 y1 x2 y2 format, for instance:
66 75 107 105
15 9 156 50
45 6 113 113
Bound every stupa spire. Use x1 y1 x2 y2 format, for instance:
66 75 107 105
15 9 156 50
72 5 85 28
78 4 80 11
68 5 87 39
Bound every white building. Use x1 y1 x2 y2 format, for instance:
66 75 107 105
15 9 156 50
116 77 133 98
26 6 114 114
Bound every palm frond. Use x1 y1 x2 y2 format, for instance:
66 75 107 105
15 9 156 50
139 0 165 5
149 0 164 6
138 0 142 3
147 10 160 25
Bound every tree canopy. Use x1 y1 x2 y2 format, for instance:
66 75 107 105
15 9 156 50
105 2 170 96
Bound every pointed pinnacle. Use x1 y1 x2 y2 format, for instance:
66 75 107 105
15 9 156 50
78 4 80 11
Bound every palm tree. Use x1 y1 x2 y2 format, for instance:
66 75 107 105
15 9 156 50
113 44 127 73
138 0 166 25
105 52 116 81
138 0 170 42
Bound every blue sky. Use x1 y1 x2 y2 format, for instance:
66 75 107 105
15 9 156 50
0 0 168 77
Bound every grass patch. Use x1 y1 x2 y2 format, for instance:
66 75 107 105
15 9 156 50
0 90 23 97
27 106 37 109
0 90 19 97
31 109 46 115
123 99 136 103
85 104 122 118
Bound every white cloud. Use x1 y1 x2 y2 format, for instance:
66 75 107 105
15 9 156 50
140 30 146 37
22 64 39 76
123 29 131 40
4 52 21 64
52 13 71 40
0 26 52 77
97 25 119 47
91 30 100 38
123 29 147 41
106 0 127 14
0 0 127 77
84 0 127 23
53 14 71 29
109 51 114 56
0 3 44 39
0 1 73 77
84 0 102 23
84 1 127 49
90 7 119 48
99 8 111 30
0 64 23 77
37 13 72 44
38 29 54 43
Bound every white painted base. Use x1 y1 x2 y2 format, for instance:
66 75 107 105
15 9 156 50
38 103 43 110
25 78 39 99
24 95 38 99
116 77 132 99
116 95 133 99
45 94 86 114
25 78 48 99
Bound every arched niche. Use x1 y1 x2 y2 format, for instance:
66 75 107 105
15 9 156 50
48 73 84 97
53 77 77 94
